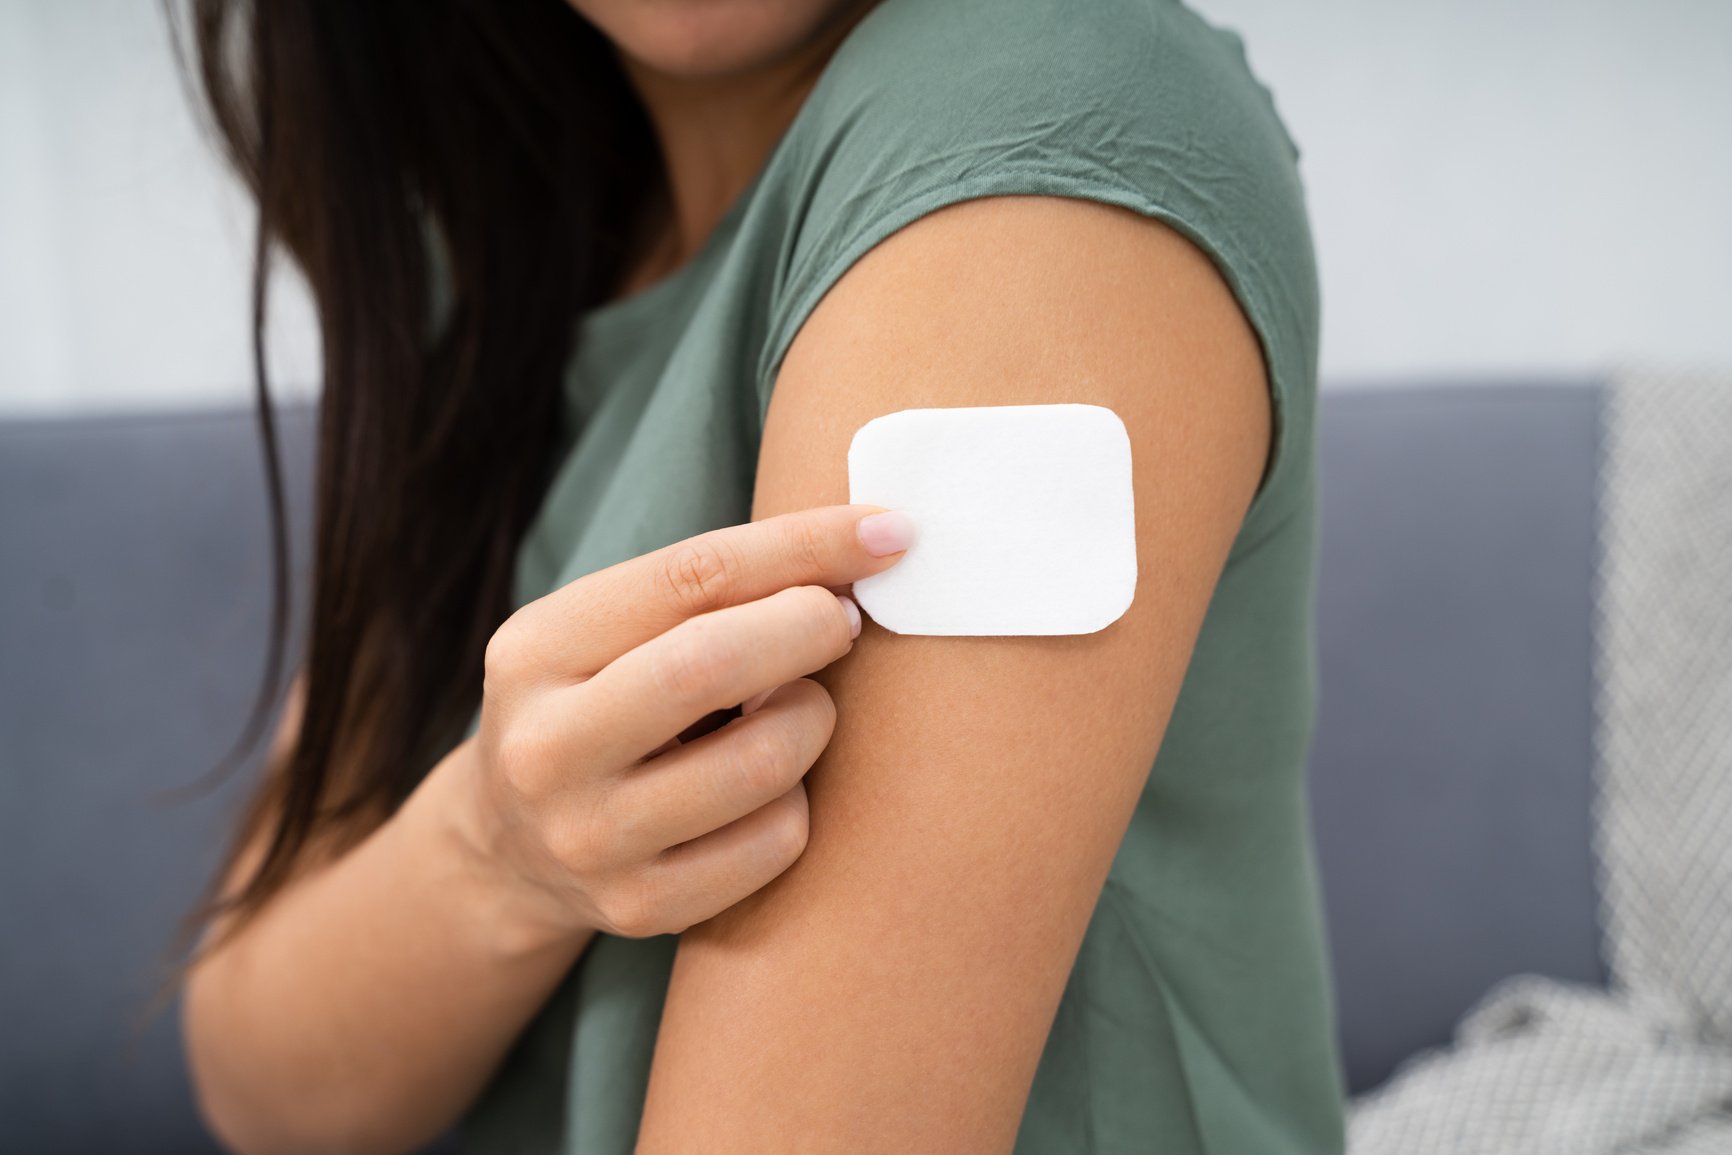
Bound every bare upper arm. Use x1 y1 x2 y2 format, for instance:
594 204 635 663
636 196 1270 1152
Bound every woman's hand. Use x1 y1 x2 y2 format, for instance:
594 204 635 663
453 504 914 948
183 505 907 1155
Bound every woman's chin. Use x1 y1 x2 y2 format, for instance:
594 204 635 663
568 0 863 82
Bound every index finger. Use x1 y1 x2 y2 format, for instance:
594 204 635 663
513 504 915 677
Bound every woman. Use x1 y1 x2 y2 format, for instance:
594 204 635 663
178 0 1346 1151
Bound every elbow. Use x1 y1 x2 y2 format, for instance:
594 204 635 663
182 959 264 1155
186 1063 323 1155
182 967 415 1155
186 1070 295 1155
182 1011 290 1155
188 1052 415 1155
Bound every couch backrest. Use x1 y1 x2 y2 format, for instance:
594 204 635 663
1 409 313 1154
1309 382 1605 1092
0 384 1606 1148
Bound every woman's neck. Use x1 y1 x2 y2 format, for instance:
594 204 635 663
616 7 873 282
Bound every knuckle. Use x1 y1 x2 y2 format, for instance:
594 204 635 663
729 717 805 797
594 792 654 866
491 723 550 798
762 796 810 867
783 676 836 718
649 630 729 705
659 537 739 616
784 518 828 579
547 807 610 879
789 585 851 650
482 615 530 691
795 680 839 742
597 878 661 939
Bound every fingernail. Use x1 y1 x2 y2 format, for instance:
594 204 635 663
857 510 916 557
837 594 862 638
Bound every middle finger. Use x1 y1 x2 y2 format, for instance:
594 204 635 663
571 584 858 769
600 678 835 859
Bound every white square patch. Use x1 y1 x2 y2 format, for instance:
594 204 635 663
847 404 1137 636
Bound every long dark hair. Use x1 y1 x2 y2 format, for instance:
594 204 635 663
172 0 658 946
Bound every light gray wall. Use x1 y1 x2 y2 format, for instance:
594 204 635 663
0 0 319 416
2 0 1729 415
1195 0 1732 385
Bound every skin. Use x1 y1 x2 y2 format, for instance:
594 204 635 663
634 197 1269 1151
185 509 910 1155
575 0 880 285
183 3 1272 1153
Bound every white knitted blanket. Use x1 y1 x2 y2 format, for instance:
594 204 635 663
1348 371 1732 1154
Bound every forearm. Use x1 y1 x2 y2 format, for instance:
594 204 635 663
184 742 592 1155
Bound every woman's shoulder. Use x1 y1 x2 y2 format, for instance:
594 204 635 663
757 0 1319 490
788 0 1303 186
766 0 1314 318
741 0 1309 529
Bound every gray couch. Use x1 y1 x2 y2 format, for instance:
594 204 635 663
0 383 1606 1152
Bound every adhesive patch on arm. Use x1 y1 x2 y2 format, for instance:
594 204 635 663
847 403 1137 636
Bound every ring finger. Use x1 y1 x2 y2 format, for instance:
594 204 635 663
599 679 834 860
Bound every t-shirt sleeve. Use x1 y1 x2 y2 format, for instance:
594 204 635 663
755 0 1320 526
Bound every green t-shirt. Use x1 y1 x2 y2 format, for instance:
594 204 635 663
463 0 1345 1151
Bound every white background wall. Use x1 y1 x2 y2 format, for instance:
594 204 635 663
0 0 320 416
2 0 1729 415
